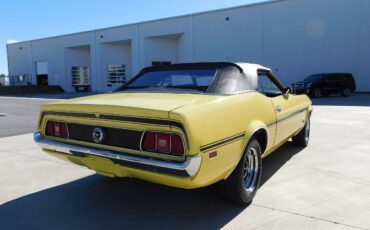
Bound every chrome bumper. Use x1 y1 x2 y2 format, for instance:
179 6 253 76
34 132 201 177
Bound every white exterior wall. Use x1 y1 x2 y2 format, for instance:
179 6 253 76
263 0 362 85
64 46 91 91
193 4 264 63
357 0 370 92
6 0 370 92
139 16 193 66
98 42 131 92
94 25 136 92
7 42 33 81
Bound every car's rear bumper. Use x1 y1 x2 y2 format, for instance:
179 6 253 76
34 132 201 177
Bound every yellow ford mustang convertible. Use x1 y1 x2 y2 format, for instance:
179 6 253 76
34 62 312 204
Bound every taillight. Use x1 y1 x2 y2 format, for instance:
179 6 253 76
46 121 68 138
142 132 156 152
142 132 185 156
156 133 170 153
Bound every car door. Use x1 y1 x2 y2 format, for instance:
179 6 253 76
324 75 340 93
335 75 345 93
258 71 304 146
322 75 332 93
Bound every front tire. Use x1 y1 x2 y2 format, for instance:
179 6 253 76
311 88 322 98
218 138 262 204
292 117 310 147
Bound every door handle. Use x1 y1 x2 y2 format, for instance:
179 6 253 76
276 106 282 112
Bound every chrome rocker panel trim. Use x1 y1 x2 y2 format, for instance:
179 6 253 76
34 132 201 177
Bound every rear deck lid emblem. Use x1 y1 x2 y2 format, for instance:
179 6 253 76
92 127 105 144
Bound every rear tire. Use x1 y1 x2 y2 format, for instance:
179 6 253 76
218 138 262 205
292 117 310 147
341 87 351 97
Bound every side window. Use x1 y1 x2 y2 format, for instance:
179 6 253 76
336 75 345 81
326 75 335 81
258 73 283 97
323 76 330 82
329 75 338 81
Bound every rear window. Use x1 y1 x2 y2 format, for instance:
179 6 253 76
116 64 255 94
123 69 215 92
343 74 354 80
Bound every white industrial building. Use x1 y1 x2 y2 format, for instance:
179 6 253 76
6 0 370 92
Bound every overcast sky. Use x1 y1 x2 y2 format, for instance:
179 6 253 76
0 0 267 75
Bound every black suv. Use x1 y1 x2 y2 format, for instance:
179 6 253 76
292 73 356 98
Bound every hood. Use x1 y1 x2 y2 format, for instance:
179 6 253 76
42 92 222 118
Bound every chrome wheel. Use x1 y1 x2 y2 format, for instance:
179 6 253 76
243 148 259 192
218 138 262 204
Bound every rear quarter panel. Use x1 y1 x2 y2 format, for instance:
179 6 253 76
170 92 277 186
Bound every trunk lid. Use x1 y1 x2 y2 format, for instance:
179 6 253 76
42 92 219 118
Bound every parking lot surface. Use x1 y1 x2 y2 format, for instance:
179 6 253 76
0 97 56 137
0 93 94 137
0 95 370 229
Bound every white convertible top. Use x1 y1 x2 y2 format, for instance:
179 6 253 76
235 62 271 91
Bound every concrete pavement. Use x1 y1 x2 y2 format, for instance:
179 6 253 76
0 95 370 229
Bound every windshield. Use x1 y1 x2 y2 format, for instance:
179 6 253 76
119 69 216 92
304 74 324 82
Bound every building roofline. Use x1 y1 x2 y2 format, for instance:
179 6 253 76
7 0 286 45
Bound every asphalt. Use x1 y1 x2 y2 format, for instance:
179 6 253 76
0 97 57 137
0 93 95 138
0 94 370 229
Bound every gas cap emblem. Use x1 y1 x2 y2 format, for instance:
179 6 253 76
92 127 105 144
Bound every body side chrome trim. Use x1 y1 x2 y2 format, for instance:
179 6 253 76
34 132 201 177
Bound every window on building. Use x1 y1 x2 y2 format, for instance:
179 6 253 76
72 66 90 86
152 61 171 66
108 64 126 86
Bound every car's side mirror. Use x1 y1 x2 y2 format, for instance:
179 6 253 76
284 87 292 95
